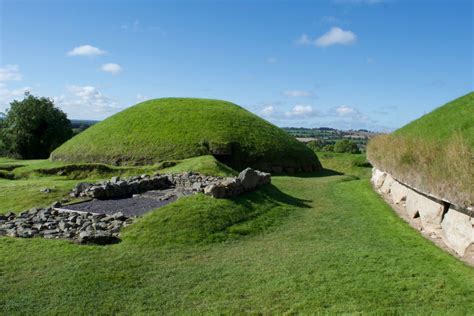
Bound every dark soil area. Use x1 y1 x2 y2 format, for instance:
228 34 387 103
64 189 190 217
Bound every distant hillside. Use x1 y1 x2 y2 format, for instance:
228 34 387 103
51 98 322 173
367 92 473 207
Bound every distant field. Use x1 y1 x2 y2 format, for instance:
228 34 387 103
1 153 474 314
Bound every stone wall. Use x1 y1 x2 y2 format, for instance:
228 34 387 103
71 168 271 200
371 168 473 261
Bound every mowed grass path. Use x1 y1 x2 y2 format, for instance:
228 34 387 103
1 157 474 313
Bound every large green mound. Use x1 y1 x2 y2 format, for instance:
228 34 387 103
368 92 473 206
51 98 321 173
394 92 474 146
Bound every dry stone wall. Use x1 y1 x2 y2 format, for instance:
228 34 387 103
371 168 474 261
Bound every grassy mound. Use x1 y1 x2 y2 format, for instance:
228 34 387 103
123 184 307 246
51 98 321 173
367 92 473 206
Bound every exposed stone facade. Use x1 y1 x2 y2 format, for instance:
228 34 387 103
371 168 473 261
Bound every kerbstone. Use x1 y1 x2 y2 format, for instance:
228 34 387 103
371 169 387 189
441 208 474 256
380 174 394 194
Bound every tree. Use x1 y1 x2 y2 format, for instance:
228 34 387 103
333 139 361 154
0 93 73 159
306 139 324 151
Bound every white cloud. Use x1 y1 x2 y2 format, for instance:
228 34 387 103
298 28 356 47
266 57 278 64
0 65 22 81
336 105 357 115
100 63 123 75
0 83 31 111
283 90 313 97
136 93 147 101
285 105 317 117
260 105 275 116
315 27 357 47
67 45 106 56
296 34 312 45
55 85 122 119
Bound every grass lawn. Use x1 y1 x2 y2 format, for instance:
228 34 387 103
1 153 473 313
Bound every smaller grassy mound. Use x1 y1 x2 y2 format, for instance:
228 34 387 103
368 92 473 207
51 98 321 173
123 184 308 246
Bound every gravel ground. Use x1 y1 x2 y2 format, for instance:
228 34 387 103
64 189 190 217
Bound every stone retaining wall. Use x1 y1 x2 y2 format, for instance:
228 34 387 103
71 168 271 200
371 168 473 261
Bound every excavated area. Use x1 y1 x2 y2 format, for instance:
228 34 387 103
63 189 189 217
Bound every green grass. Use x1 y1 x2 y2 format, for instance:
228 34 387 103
367 92 473 206
1 153 473 314
51 98 321 172
394 92 473 146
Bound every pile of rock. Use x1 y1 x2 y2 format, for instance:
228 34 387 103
70 174 173 199
204 168 271 198
70 168 271 200
0 207 133 244
168 172 224 192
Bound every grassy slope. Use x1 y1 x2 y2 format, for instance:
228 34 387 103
51 98 320 171
1 153 474 314
367 92 474 206
395 92 473 146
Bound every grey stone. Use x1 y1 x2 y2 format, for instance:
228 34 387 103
238 168 259 191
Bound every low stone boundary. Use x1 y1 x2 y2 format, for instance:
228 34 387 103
0 207 133 244
371 168 473 262
70 168 271 200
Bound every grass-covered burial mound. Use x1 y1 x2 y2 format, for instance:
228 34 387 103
368 92 473 207
51 98 321 173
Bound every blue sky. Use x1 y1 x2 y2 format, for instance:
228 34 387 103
0 0 472 131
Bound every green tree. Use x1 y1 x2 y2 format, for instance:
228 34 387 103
306 139 324 151
0 93 73 159
322 144 334 152
334 139 361 154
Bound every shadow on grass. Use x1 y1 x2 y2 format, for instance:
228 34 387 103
234 183 311 209
275 168 344 179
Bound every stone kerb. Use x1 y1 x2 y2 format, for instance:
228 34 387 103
371 168 473 259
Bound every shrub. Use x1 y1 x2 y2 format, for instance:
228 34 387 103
334 139 361 154
0 93 73 159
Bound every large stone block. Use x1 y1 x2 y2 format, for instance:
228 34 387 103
390 180 408 205
380 174 394 194
418 196 445 234
371 169 387 189
441 208 474 256
405 189 421 218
